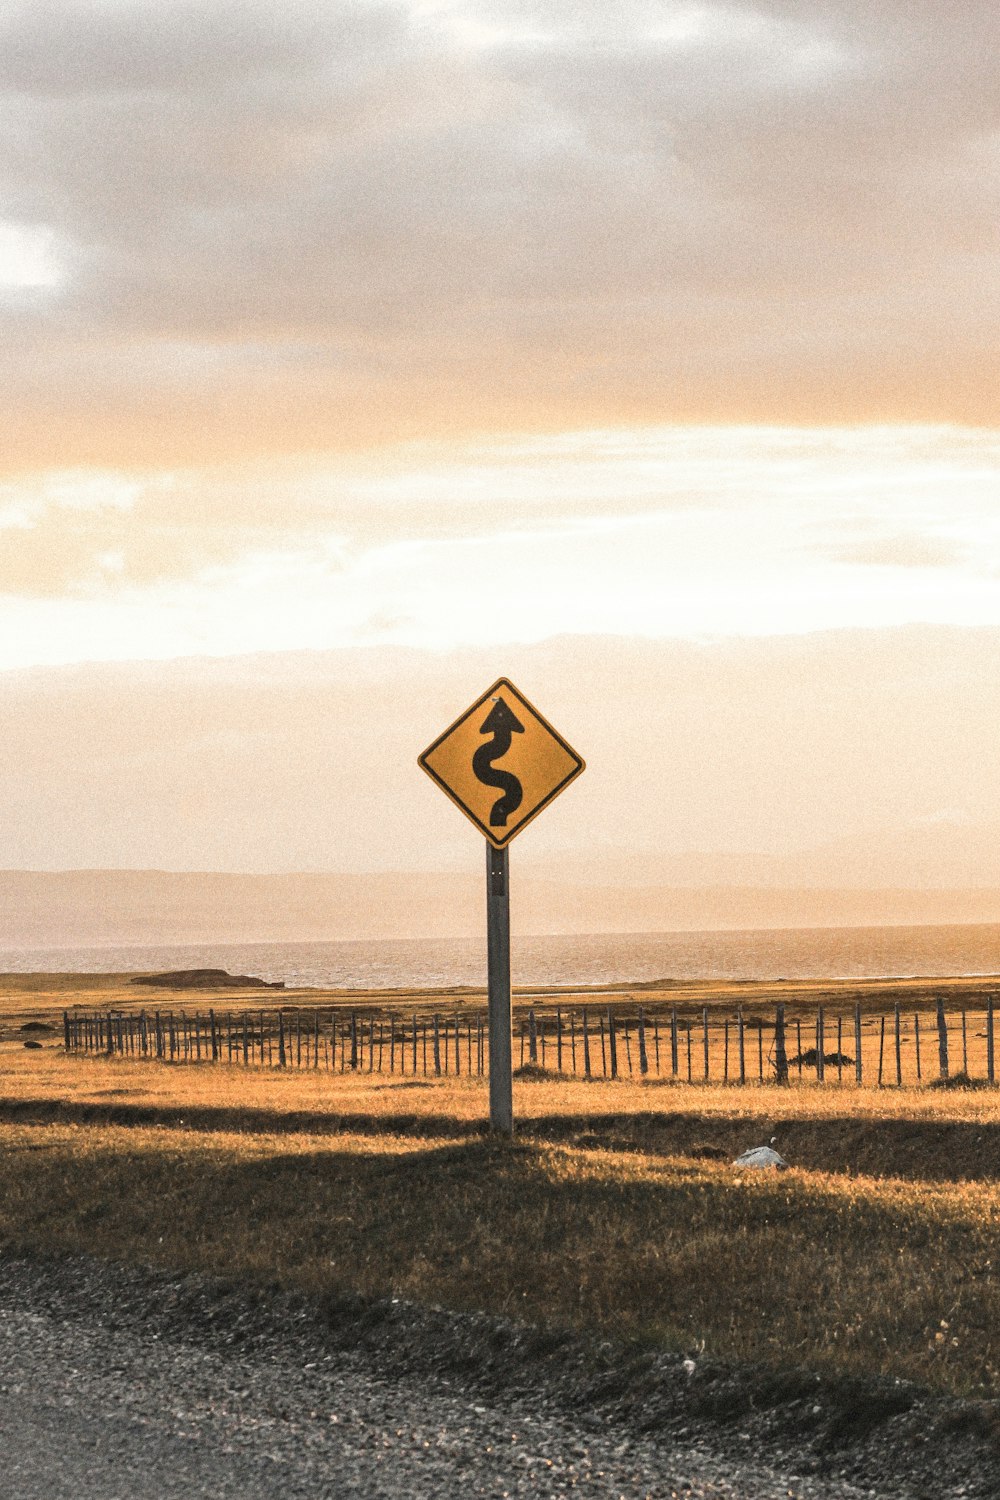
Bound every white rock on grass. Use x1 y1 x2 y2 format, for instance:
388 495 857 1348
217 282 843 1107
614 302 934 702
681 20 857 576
732 1138 789 1170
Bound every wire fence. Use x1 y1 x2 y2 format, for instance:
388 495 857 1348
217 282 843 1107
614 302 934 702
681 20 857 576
63 998 999 1086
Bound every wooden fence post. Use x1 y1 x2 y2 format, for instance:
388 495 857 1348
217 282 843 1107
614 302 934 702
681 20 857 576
637 1010 648 1076
607 1009 618 1079
738 1010 745 1084
774 1005 788 1085
914 1012 922 1081
816 1006 824 1084
987 996 995 1085
936 997 949 1080
582 1007 591 1078
702 1007 710 1080
894 1002 902 1087
854 1003 863 1085
670 1006 679 1077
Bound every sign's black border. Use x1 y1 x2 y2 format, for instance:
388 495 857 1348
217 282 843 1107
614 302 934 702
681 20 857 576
417 676 585 848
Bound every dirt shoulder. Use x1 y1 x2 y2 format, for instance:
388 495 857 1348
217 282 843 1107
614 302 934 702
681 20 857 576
1 1250 996 1500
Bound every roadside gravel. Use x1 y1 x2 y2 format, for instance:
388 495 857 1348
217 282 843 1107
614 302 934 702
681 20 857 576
0 1254 994 1499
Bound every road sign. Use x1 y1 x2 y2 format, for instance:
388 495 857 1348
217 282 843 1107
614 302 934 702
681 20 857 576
418 677 585 849
418 677 585 1135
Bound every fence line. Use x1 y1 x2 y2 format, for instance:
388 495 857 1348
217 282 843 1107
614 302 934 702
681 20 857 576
61 999 1000 1087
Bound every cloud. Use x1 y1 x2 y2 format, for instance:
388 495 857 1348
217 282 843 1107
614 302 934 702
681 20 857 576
1 424 1000 666
0 2 999 468
829 533 965 569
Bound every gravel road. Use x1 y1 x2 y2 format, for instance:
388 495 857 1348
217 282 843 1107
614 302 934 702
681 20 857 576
0 1256 992 1499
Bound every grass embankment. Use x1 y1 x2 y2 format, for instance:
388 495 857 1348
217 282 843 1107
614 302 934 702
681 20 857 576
1 975 999 1401
1 1104 998 1399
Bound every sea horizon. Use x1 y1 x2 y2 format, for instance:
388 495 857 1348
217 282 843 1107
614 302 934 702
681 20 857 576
6 920 1000 991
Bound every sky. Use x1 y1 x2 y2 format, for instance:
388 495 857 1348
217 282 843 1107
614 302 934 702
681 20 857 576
2 1 999 674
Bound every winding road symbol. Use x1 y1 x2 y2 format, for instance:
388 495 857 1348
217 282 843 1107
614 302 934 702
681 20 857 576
472 698 525 827
418 676 584 848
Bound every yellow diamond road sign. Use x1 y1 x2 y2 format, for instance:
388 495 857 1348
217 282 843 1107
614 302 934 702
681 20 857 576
418 677 585 848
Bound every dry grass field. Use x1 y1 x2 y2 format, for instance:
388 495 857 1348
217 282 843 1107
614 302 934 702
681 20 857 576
1 972 999 1403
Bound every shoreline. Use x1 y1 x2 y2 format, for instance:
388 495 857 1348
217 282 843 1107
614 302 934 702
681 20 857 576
4 968 1000 1008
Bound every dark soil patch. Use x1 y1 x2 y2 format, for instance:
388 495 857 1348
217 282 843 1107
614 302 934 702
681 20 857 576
929 1071 994 1091
786 1049 855 1069
512 1063 563 1081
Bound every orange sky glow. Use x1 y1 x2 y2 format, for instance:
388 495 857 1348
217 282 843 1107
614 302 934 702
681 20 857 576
3 3 998 668
3 3 1000 887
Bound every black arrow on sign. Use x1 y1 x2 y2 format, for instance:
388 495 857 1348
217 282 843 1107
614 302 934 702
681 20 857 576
473 698 525 827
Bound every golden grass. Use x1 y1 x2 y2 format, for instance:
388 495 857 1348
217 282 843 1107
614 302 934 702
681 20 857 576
7 970 997 1095
1 975 1000 1401
6 1042 1000 1129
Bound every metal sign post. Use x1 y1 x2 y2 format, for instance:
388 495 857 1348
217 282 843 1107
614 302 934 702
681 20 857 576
486 843 513 1134
419 677 584 1136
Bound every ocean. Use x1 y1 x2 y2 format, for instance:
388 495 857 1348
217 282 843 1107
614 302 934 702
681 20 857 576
3 923 1000 990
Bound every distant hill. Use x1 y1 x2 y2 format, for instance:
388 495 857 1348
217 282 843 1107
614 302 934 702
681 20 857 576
4 869 1000 950
523 821 1000 891
5 626 1000 890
